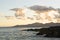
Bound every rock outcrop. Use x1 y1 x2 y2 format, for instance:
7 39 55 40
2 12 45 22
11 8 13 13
36 26 60 38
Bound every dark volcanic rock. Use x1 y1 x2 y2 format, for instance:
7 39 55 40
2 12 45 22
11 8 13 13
36 26 60 38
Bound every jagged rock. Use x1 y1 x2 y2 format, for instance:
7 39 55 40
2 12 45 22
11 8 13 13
36 26 60 38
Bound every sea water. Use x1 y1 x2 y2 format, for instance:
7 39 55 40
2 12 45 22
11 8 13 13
0 27 60 40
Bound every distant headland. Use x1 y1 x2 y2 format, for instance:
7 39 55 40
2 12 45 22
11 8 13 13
13 23 60 27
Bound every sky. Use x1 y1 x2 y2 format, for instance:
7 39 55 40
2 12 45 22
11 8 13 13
0 0 60 27
0 0 60 16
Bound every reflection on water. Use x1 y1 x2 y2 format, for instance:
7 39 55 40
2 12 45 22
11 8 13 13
0 27 59 40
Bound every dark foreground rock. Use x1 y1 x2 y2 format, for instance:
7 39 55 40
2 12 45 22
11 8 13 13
36 26 60 38
22 26 60 37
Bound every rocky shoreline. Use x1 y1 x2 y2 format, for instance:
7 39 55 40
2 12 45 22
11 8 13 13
37 26 60 38
23 26 60 38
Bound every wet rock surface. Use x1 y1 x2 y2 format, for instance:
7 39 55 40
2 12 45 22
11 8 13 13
36 26 60 38
23 26 60 38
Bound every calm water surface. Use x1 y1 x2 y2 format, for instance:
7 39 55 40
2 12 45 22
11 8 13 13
0 27 60 40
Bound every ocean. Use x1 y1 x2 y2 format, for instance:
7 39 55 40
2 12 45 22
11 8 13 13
0 27 60 40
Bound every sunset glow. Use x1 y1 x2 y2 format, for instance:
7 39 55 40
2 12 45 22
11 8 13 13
0 8 59 27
